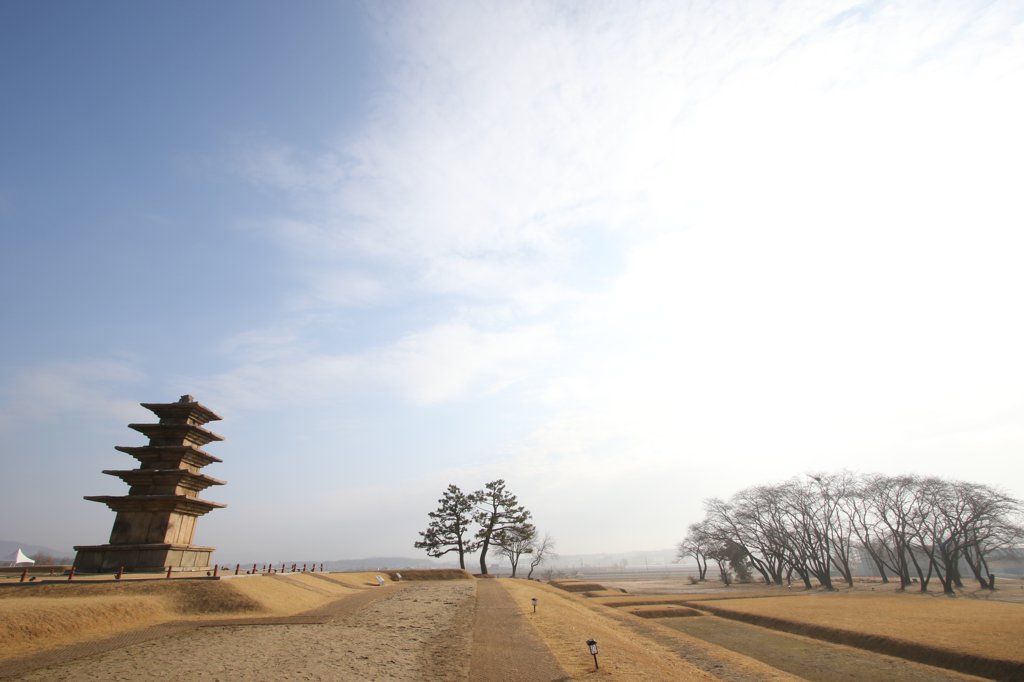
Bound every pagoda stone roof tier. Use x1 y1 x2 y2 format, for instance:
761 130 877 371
141 395 222 426
102 469 226 491
84 495 226 515
128 422 224 447
115 445 223 468
74 542 216 552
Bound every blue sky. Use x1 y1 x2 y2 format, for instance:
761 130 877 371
2 1 1022 563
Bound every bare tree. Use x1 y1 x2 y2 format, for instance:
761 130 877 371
779 479 836 590
734 486 790 585
705 495 778 585
841 480 891 583
677 520 712 580
526 532 557 580
907 477 956 593
495 524 537 578
865 474 918 590
689 471 1023 595
957 482 1022 589
816 472 858 587
914 479 1023 592
705 541 733 586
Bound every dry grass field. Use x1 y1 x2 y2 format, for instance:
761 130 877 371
565 575 1024 681
501 579 799 681
688 592 1024 679
0 571 380 660
695 592 1024 662
0 595 171 660
1 570 1022 680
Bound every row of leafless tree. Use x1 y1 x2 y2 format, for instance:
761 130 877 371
679 473 1022 593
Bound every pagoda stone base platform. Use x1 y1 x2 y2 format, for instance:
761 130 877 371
73 543 215 573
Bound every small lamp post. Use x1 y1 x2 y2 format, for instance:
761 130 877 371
531 597 538 613
586 639 599 669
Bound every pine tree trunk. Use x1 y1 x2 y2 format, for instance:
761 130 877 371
479 538 490 575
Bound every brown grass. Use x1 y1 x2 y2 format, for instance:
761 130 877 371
387 568 472 581
224 573 356 613
501 580 718 680
0 572 374 661
693 594 1024 680
0 596 170 659
699 594 1024 660
500 579 799 680
625 604 704 619
305 570 390 589
0 580 262 614
591 596 697 607
561 578 1024 680
583 589 628 597
549 580 608 593
593 590 781 605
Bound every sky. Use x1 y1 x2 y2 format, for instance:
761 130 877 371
1 0 1022 564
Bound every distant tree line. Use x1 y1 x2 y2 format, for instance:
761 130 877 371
415 479 555 577
679 472 1022 593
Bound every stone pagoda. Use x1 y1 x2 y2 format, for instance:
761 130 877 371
74 395 226 572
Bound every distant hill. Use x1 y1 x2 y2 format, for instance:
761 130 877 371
323 556 447 571
0 540 74 564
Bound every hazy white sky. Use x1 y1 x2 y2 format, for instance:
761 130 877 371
1 0 1022 562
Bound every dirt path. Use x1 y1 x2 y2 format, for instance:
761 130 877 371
469 579 569 682
660 615 986 682
3 578 570 681
5 581 477 681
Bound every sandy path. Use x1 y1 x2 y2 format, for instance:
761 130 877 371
12 581 477 681
469 579 568 681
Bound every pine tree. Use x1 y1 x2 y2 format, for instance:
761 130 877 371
472 479 532 575
414 484 478 569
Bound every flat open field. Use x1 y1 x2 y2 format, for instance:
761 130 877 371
1 570 781 681
582 575 1024 681
691 593 1024 662
1 571 1021 680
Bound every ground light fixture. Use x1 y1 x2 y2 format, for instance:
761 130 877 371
586 639 599 669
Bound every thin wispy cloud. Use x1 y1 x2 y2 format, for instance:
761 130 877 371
3 0 1021 557
0 360 144 433
224 0 1023 400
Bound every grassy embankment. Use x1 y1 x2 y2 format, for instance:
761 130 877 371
692 593 1024 680
559 578 1024 680
501 578 800 680
0 570 397 660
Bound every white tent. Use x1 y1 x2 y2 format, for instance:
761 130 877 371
6 548 35 567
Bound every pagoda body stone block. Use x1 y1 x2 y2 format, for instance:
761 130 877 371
74 395 226 573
